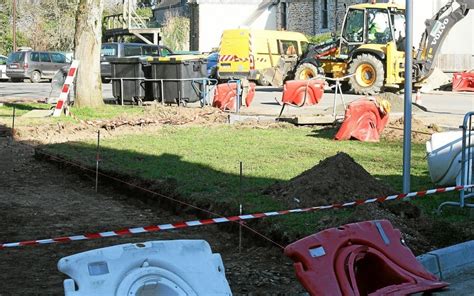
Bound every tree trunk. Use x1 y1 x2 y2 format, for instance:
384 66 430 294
74 0 103 107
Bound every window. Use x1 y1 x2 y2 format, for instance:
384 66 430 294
160 47 172 57
30 52 40 62
367 9 392 44
143 46 160 56
51 53 66 63
279 40 298 55
392 12 405 41
40 52 51 62
101 44 118 57
124 45 142 56
321 0 328 30
342 9 365 43
7 52 25 63
0 57 6 65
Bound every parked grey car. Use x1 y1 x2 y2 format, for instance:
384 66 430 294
100 42 173 83
6 50 70 83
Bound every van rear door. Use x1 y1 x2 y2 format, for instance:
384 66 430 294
218 30 251 78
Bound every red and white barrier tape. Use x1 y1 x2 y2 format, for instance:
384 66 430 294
53 60 79 117
1 185 472 249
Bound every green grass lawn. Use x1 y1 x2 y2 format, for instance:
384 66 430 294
0 102 51 117
42 124 470 233
0 103 148 128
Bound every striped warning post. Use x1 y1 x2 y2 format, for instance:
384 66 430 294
0 185 471 249
53 60 80 117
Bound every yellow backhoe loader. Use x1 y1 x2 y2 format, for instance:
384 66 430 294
293 0 474 95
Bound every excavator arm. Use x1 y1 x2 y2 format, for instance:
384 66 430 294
415 0 474 80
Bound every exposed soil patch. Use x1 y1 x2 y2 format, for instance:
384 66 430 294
0 137 304 295
13 106 228 144
264 152 470 254
383 116 443 143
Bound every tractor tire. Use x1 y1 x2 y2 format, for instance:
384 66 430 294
30 71 42 83
348 54 384 95
295 62 321 80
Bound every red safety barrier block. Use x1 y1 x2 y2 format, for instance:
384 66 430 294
334 99 389 142
284 220 448 296
245 82 256 107
452 71 474 92
212 82 256 111
281 79 325 107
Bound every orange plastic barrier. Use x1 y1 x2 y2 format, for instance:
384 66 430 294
245 82 256 107
212 82 256 111
452 71 474 92
284 220 448 296
281 80 325 107
334 99 389 142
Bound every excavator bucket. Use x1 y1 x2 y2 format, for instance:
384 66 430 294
284 220 448 296
334 99 389 142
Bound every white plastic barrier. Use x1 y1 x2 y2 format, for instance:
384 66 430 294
58 240 232 296
426 131 474 186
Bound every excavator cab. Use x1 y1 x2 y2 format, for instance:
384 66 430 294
337 4 406 94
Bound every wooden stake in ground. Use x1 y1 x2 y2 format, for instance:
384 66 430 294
73 0 104 108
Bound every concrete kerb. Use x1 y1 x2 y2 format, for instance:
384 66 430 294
417 240 474 280
228 113 276 124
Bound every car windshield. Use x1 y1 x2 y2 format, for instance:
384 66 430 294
143 46 160 56
101 44 118 57
7 52 25 63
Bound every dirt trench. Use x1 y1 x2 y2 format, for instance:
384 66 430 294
0 137 305 295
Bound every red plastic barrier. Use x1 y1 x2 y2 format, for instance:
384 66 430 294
212 82 256 111
334 99 389 142
245 82 256 107
284 220 448 296
452 71 474 92
281 80 325 107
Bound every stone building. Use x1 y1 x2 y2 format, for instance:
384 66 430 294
285 0 364 35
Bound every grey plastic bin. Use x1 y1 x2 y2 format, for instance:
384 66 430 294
111 57 154 104
151 56 207 105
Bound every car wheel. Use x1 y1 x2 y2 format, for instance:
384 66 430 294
30 71 42 83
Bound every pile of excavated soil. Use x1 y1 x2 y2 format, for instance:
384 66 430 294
383 116 442 143
264 152 396 208
264 152 470 255
13 106 228 144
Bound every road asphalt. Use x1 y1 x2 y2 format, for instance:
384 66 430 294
0 81 472 128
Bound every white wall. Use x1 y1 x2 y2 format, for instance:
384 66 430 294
394 0 474 71
193 0 277 52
